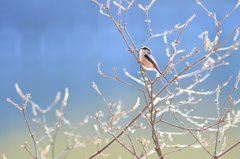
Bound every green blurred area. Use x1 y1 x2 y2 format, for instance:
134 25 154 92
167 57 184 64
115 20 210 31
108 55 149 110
1 125 239 158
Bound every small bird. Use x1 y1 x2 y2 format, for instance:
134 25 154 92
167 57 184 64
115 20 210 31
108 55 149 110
139 46 169 83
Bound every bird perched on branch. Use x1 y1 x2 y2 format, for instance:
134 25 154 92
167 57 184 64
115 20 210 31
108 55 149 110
139 46 169 83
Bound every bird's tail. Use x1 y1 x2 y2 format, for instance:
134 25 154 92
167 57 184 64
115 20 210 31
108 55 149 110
155 66 170 84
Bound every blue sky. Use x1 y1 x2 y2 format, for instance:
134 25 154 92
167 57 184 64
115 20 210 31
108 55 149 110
0 0 240 150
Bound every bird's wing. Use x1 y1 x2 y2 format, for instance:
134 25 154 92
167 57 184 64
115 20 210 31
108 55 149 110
144 54 169 83
144 54 159 68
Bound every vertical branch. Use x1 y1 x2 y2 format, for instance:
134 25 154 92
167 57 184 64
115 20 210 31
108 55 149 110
213 85 221 158
149 81 164 158
51 88 69 159
6 94 39 159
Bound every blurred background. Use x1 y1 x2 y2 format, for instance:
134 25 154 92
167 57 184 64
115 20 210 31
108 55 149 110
0 0 240 158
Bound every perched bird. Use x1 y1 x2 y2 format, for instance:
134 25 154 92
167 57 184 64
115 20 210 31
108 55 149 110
139 46 169 83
